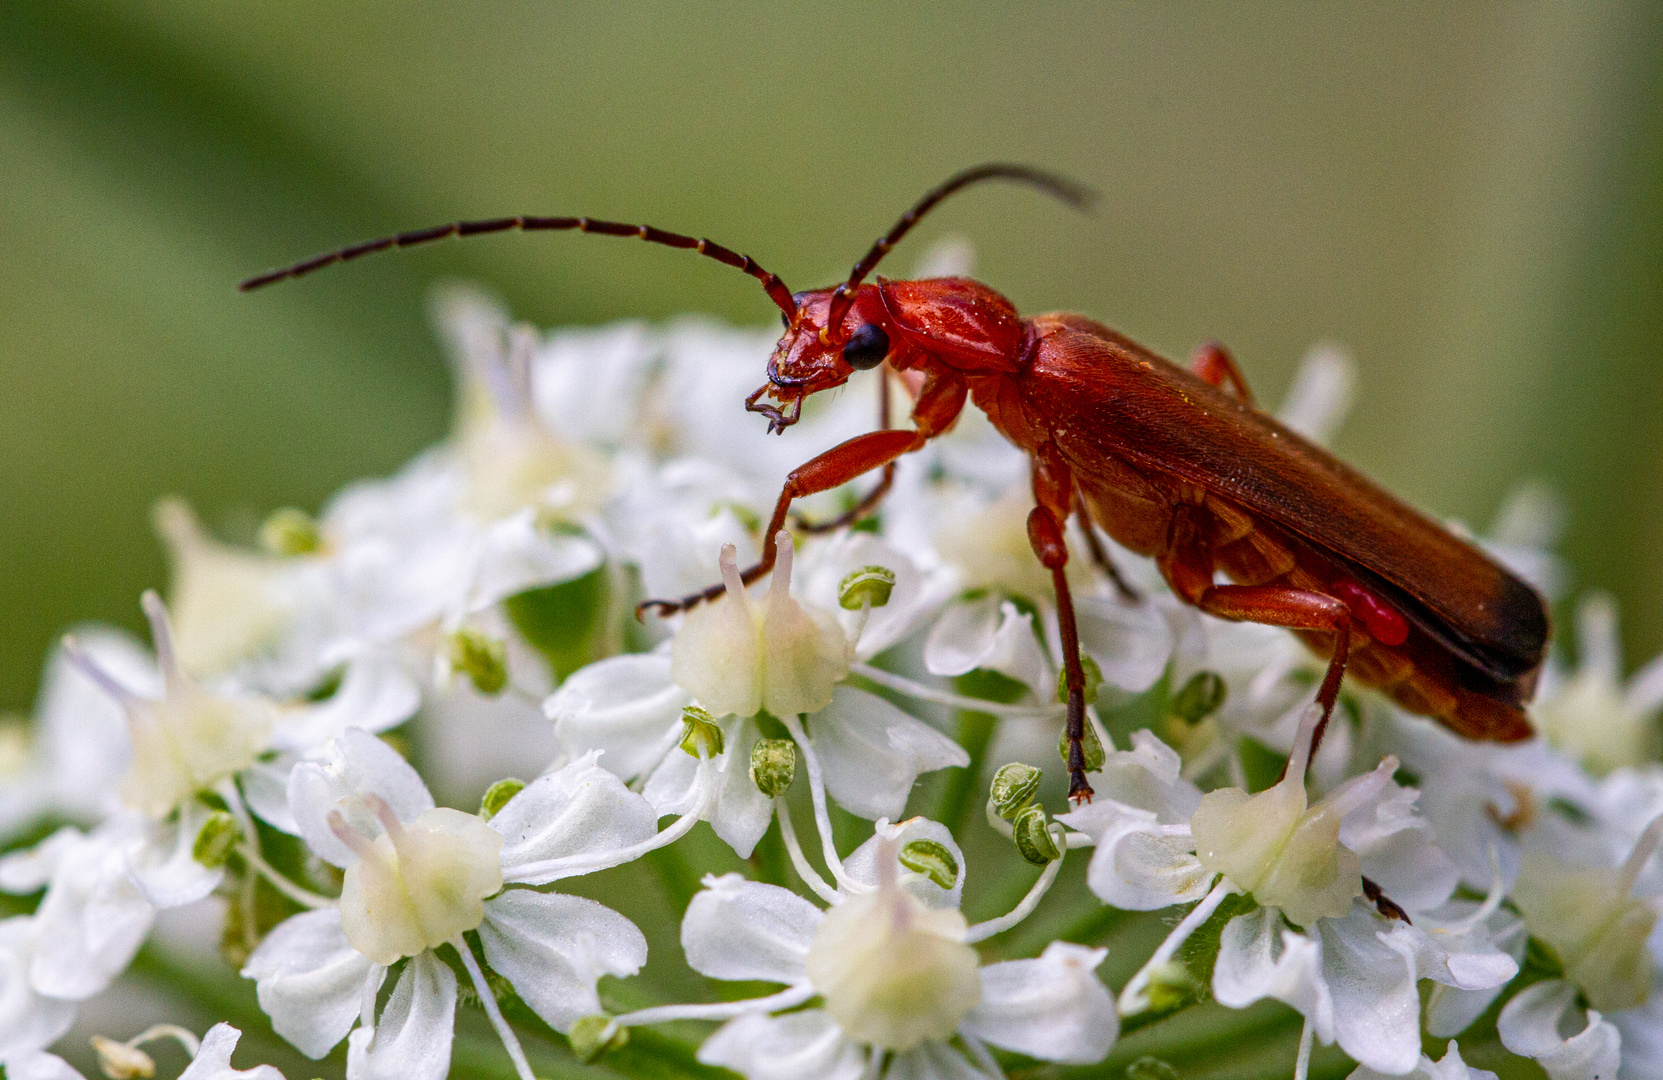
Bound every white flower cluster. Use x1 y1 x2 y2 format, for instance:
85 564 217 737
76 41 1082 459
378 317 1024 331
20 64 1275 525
4 255 1662 1080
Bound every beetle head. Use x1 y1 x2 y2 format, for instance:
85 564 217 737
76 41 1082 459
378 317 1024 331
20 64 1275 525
747 285 892 434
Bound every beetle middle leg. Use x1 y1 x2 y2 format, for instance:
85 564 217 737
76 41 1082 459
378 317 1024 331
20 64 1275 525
1074 491 1140 604
1160 504 1352 758
1028 503 1096 804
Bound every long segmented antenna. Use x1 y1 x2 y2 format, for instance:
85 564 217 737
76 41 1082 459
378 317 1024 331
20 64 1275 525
239 215 797 317
823 162 1096 340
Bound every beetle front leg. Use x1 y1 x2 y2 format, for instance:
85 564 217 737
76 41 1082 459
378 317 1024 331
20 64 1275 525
794 365 895 534
638 428 926 617
1028 504 1095 804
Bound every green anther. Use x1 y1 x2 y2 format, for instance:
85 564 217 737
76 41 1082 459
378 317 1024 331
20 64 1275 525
1170 670 1227 724
1126 1055 1181 1080
447 627 508 696
1055 654 1104 705
749 738 797 797
1058 718 1106 773
1013 805 1061 865
839 565 897 609
898 839 960 890
680 705 725 758
258 506 321 557
568 1015 629 1064
989 762 1043 820
479 778 526 820
192 810 242 869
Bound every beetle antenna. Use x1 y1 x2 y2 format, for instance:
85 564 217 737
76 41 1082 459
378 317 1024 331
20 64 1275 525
824 163 1095 336
239 216 797 318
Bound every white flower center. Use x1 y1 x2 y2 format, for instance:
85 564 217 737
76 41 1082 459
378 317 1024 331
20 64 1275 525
154 499 295 677
332 797 504 966
1534 596 1656 774
671 536 850 719
123 684 274 819
460 419 609 521
804 870 981 1050
936 491 1054 600
1512 817 1663 1012
1188 709 1363 926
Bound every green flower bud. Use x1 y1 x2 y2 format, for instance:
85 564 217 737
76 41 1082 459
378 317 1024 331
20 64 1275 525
750 738 797 797
989 762 1043 820
191 810 242 870
258 506 321 557
1055 654 1103 705
680 705 725 758
898 839 960 890
839 565 897 610
1171 670 1227 725
479 778 526 820
568 1015 628 1064
1013 805 1061 865
1140 960 1205 1014
447 627 508 696
1058 718 1106 773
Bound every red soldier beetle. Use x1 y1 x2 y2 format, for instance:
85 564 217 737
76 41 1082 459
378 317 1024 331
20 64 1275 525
241 163 1549 804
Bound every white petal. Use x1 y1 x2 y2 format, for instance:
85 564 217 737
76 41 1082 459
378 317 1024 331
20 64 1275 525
843 818 967 910
1336 775 1458 914
705 721 773 859
129 800 224 908
922 595 1004 677
491 752 657 881
241 908 373 1059
1317 906 1425 1075
810 686 968 821
696 1010 868 1080
0 828 82 894
0 918 77 1059
960 941 1116 1063
478 889 646 1033
179 1023 287 1080
1275 343 1355 445
1212 908 1333 1043
546 654 689 781
681 874 821 984
1066 729 1202 823
1497 980 1621 1080
2 1053 86 1080
346 952 456 1080
1076 807 1209 910
241 755 301 834
289 728 434 868
271 652 420 753
1348 1043 1500 1080
1074 594 1174 693
1421 903 1526 1038
29 829 155 999
468 512 603 612
39 627 153 820
885 1041 998 1080
792 532 954 660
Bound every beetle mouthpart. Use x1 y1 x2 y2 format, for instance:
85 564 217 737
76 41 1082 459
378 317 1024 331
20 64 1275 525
745 381 805 435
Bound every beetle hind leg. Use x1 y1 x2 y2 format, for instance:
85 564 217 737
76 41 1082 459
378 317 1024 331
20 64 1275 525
1074 492 1140 603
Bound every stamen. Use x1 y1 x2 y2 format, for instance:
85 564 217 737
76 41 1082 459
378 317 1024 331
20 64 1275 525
453 936 536 1080
1283 703 1323 786
966 834 1065 942
364 793 409 854
327 808 379 863
779 713 857 892
1117 878 1229 1014
1617 813 1663 896
125 1023 203 1057
611 983 817 1027
140 590 181 686
850 663 1063 720
1293 1016 1315 1080
776 798 842 905
59 636 140 706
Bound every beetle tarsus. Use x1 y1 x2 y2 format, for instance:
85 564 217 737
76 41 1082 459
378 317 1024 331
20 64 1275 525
1362 876 1411 923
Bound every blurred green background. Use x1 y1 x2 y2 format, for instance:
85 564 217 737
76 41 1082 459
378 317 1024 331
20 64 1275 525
2 2 1660 712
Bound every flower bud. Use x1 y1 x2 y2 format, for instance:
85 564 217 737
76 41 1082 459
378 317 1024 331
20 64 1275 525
191 810 242 869
568 1016 628 1063
680 706 725 759
839 565 897 610
1055 654 1104 706
479 778 526 820
1126 1056 1181 1080
989 762 1042 820
898 839 959 890
1057 719 1106 773
1170 670 1227 725
258 506 321 557
91 1036 155 1080
447 627 508 696
1013 805 1061 865
749 738 796 797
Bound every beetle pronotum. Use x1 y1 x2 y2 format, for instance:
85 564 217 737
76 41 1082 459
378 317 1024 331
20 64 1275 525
243 163 1549 805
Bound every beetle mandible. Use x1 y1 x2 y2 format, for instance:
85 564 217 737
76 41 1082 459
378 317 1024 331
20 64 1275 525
242 163 1550 803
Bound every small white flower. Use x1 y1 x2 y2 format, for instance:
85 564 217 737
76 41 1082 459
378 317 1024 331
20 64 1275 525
0 917 77 1062
1347 1041 1498 1080
1533 593 1663 776
244 729 651 1080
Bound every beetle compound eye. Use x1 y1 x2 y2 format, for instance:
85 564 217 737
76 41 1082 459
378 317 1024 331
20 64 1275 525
842 324 889 370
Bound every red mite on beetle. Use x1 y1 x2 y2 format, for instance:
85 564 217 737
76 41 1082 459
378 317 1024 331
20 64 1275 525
242 163 1549 806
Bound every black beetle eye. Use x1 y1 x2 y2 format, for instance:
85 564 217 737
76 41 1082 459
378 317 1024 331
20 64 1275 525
842 323 889 370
